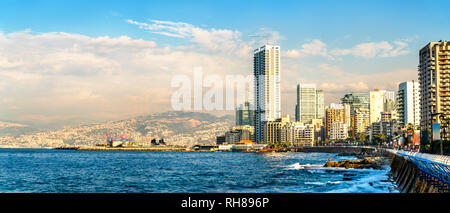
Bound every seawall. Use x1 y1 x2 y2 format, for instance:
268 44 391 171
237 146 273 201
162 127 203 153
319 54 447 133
384 150 448 193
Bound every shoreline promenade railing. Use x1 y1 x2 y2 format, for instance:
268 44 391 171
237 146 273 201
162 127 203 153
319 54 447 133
386 149 450 192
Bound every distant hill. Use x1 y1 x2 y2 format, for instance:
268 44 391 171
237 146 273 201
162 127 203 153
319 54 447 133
0 111 234 148
0 121 40 137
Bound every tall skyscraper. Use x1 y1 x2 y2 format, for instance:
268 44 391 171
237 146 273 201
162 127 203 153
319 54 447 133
397 81 420 127
316 90 325 119
235 100 254 126
295 84 324 123
341 92 369 116
419 41 450 140
369 89 385 124
254 45 281 143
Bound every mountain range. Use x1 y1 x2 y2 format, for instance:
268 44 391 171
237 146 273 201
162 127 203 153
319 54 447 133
0 111 234 148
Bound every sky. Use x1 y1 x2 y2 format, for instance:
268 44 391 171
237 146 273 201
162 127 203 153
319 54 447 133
0 0 449 128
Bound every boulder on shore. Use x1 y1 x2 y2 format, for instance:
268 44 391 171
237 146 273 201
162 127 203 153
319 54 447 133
324 157 383 169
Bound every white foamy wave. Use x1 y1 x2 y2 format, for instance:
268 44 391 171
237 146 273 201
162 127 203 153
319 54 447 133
304 181 341 185
285 163 323 170
325 166 398 193
304 181 326 185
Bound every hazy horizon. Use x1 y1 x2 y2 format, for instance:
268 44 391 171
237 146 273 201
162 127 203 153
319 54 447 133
1 0 449 128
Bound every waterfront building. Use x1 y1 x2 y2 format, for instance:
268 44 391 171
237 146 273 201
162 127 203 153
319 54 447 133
216 135 226 145
235 100 254 127
352 107 370 137
419 41 450 140
264 115 290 144
254 45 281 143
281 122 315 147
263 114 315 146
369 89 385 124
293 124 315 146
325 103 350 139
329 122 348 140
397 81 420 127
225 129 252 144
369 121 393 142
295 84 324 123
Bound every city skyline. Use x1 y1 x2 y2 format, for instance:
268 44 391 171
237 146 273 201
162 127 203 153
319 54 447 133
1 0 450 129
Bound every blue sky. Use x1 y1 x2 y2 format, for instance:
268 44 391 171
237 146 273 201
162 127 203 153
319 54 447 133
0 0 449 127
2 0 449 44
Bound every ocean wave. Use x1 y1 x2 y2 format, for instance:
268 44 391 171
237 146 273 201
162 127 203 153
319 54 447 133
285 163 324 170
304 181 341 185
325 168 398 193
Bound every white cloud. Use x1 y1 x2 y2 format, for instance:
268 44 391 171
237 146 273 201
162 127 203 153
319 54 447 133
0 29 252 126
127 19 250 56
330 41 410 59
284 39 410 60
283 39 330 59
0 27 416 126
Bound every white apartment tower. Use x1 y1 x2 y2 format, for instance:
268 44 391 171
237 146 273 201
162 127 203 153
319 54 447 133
369 90 385 124
254 45 281 143
398 81 420 127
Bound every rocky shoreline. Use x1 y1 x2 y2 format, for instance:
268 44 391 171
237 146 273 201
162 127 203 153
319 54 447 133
324 150 389 169
324 157 387 169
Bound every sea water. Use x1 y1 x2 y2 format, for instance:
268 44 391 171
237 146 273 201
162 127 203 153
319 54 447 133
0 149 399 193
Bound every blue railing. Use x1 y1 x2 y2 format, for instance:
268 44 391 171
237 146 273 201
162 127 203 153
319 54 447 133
386 149 450 192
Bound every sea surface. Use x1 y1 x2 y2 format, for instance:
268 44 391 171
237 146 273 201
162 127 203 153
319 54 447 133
0 148 399 193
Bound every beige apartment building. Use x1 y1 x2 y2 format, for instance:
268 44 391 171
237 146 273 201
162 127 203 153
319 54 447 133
325 103 350 139
352 107 370 137
419 41 450 140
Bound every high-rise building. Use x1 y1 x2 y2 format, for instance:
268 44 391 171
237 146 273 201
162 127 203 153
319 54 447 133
325 103 350 139
341 93 370 116
295 84 324 123
235 100 254 126
341 92 369 137
397 81 420 127
352 107 370 137
254 45 281 143
369 90 385 124
419 41 450 140
382 90 396 112
316 90 325 119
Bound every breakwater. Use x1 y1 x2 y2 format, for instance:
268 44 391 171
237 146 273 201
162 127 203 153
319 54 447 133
384 149 450 193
